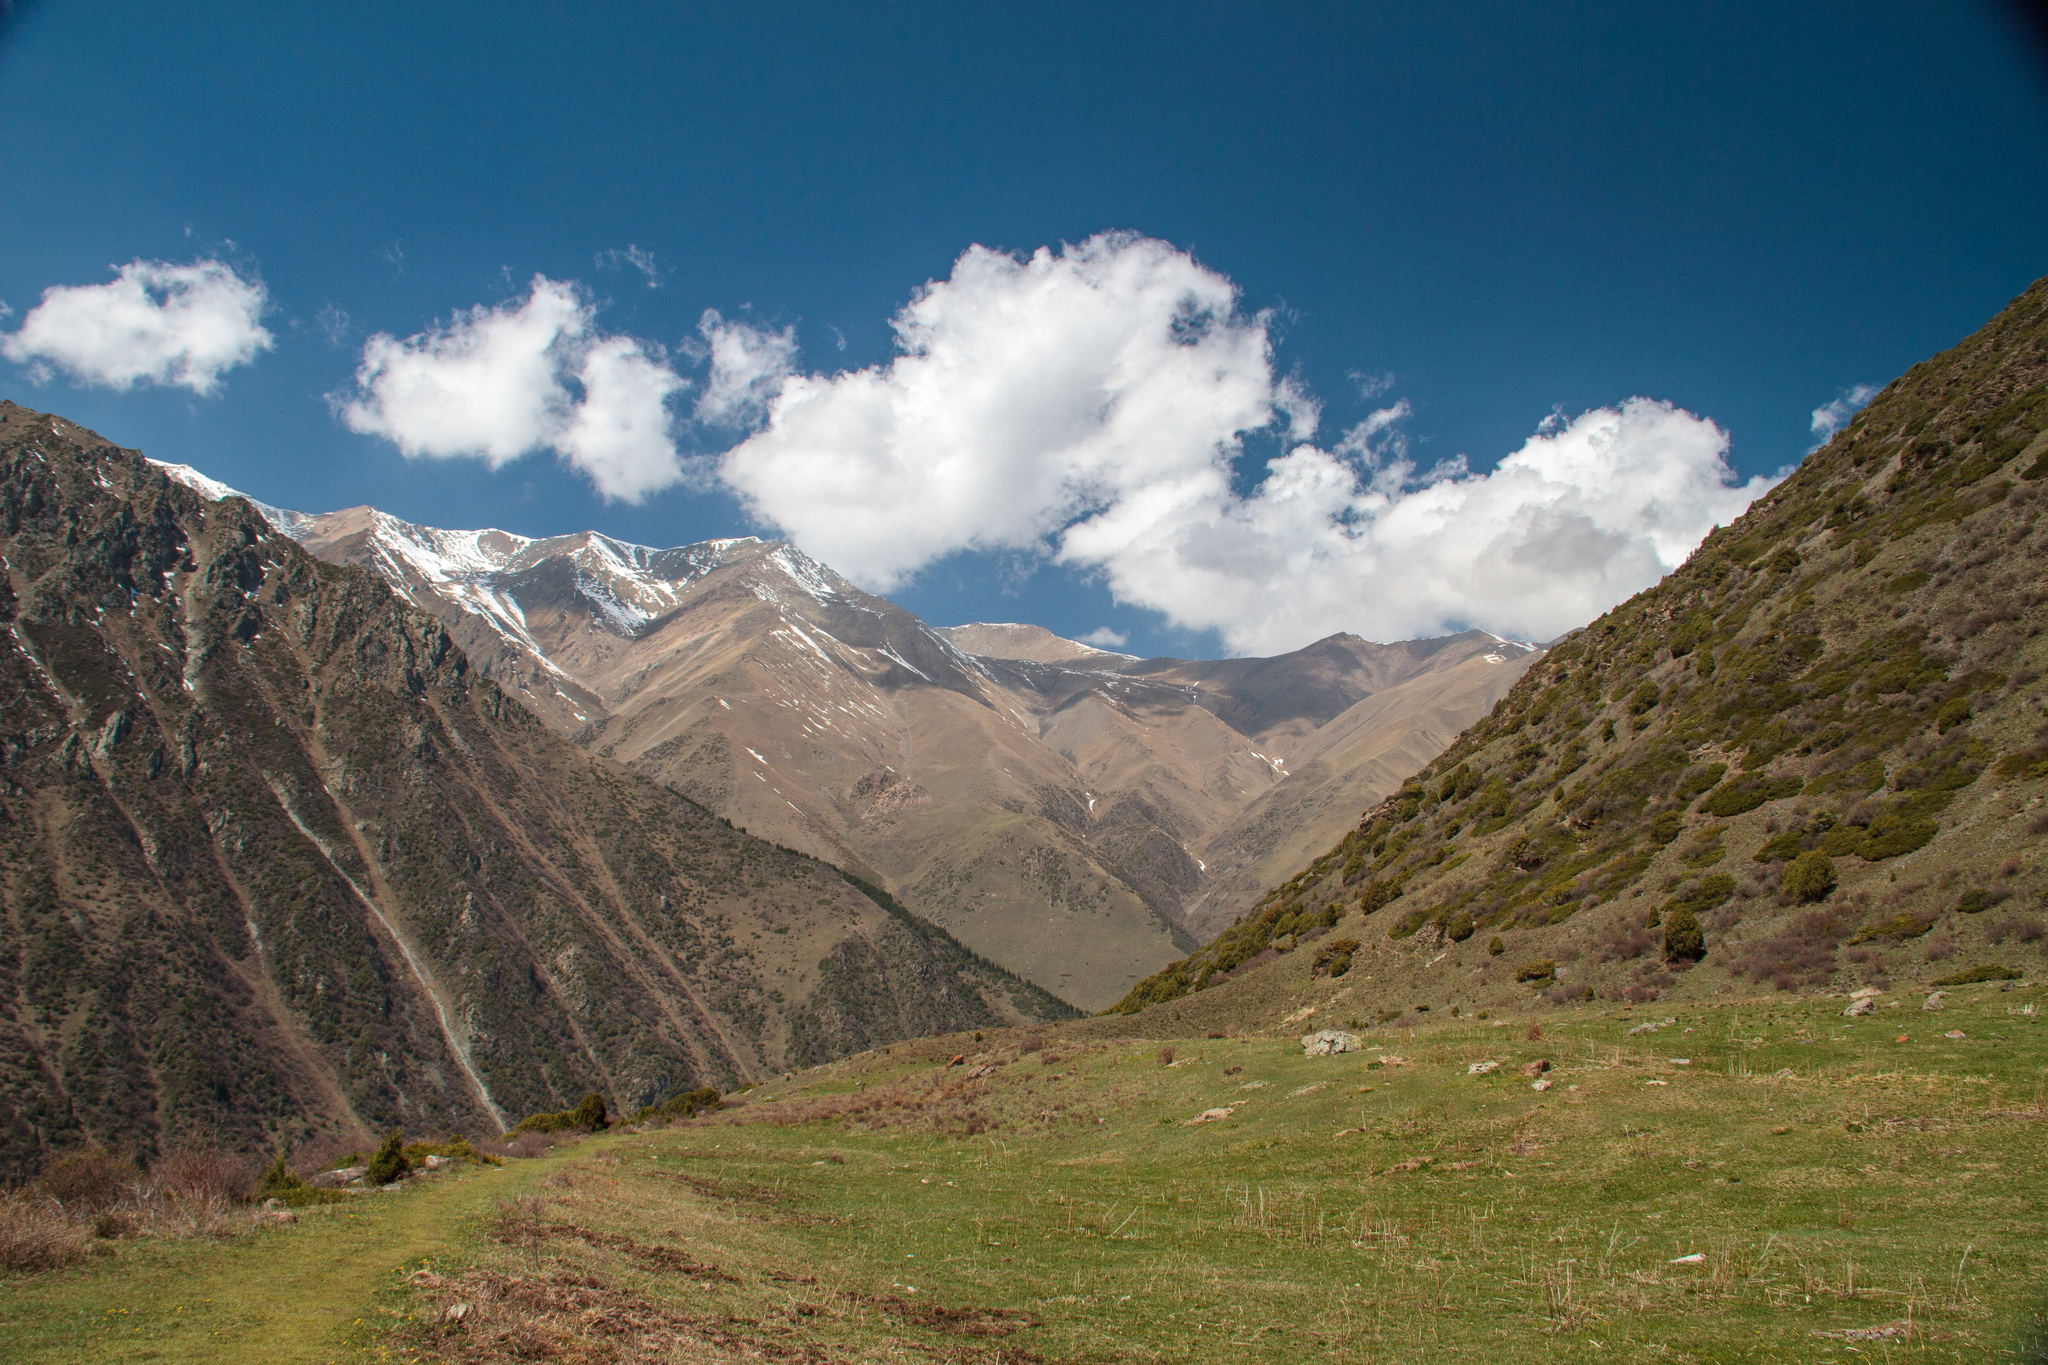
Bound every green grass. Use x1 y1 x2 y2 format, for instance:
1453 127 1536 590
0 1145 578 1364
6 985 2046 1362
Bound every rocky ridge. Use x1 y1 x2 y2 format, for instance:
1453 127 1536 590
157 475 1540 1008
0 403 1072 1179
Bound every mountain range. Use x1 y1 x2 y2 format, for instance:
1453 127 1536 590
151 469 1542 1008
0 405 1072 1178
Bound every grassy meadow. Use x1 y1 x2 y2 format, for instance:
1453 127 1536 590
4 982 2045 1363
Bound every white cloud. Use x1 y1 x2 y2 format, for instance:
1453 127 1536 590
1810 383 1878 446
718 233 1278 587
1058 398 1775 655
0 258 273 394
714 234 1776 654
337 275 688 502
596 244 664 288
692 310 799 427
1077 626 1129 649
558 336 690 502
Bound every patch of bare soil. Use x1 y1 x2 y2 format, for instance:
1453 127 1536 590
858 1295 1042 1339
487 1210 739 1282
400 1267 833 1363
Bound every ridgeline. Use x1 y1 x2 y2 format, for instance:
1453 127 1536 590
1112 276 2048 1024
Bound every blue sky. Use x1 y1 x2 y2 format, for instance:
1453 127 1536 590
2 1 2044 657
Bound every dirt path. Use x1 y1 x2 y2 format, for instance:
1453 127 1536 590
0 1150 569 1364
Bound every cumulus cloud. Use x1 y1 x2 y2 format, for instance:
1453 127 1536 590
718 233 1278 586
1058 397 1774 655
1810 383 1879 446
0 258 274 394
336 276 687 502
692 310 799 428
1077 626 1129 649
715 234 1776 654
558 336 690 502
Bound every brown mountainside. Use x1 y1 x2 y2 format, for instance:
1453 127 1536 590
213 496 1537 1008
0 404 1071 1179
1105 276 2048 1032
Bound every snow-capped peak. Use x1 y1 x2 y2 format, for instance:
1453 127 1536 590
150 460 316 538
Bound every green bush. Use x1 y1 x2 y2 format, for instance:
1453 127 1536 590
1514 959 1556 983
1781 851 1838 903
1699 774 1804 817
1929 964 2021 987
259 1155 307 1199
364 1129 410 1186
572 1094 609 1131
1850 911 1937 944
515 1093 610 1135
1934 696 1973 733
635 1086 725 1124
1662 905 1705 962
1311 938 1361 979
401 1136 501 1168
1486 935 1505 957
1446 912 1475 943
1956 888 1994 914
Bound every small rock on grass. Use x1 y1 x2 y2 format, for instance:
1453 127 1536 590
1843 998 1876 1018
1923 992 1946 1011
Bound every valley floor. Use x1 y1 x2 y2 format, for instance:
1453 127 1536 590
5 984 2046 1363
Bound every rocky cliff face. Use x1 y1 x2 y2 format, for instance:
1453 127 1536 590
0 403 1072 1179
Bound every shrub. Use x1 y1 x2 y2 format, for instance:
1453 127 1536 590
1446 912 1475 942
1487 935 1505 957
1782 851 1839 903
1851 911 1938 944
513 1093 611 1135
364 1129 411 1187
1700 775 1805 817
401 1136 502 1169
1662 905 1705 962
1935 696 1973 732
1514 959 1556 983
155 1149 258 1206
1929 964 2021 986
1955 888 2002 914
1310 938 1360 978
36 1147 137 1213
633 1087 724 1125
0 1193 90 1272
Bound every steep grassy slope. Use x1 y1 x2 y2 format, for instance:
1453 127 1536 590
0 403 1072 1179
1110 276 2048 1024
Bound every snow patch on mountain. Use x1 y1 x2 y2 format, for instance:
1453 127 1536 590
151 460 316 538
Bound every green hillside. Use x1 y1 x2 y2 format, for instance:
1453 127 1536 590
1113 276 2048 1023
